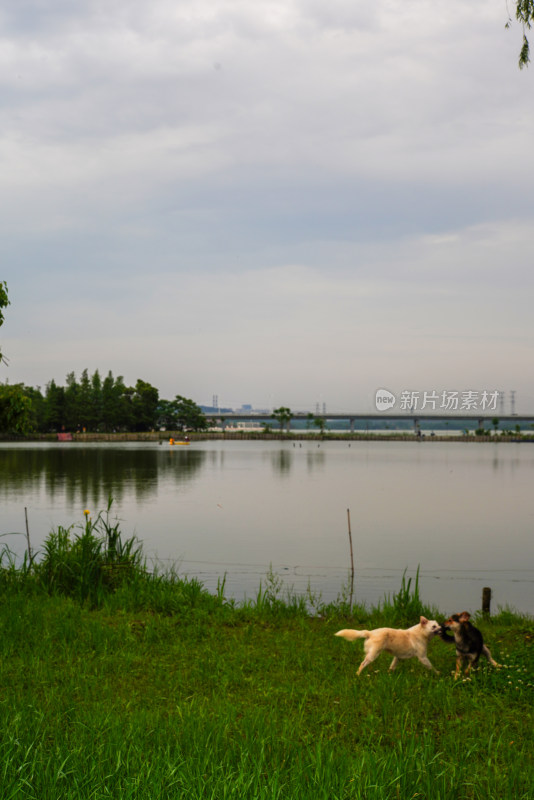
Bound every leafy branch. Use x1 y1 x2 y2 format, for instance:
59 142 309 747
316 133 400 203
507 0 534 68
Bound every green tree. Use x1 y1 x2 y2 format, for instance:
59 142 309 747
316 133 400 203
508 1 534 67
24 385 46 431
271 407 292 434
64 371 80 430
168 396 207 432
101 371 115 431
90 369 103 430
45 380 66 431
101 371 128 432
0 280 9 366
156 398 177 430
131 379 159 431
78 368 92 430
313 416 326 436
116 376 135 431
0 382 34 435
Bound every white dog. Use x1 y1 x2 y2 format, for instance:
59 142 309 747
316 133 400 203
335 616 442 675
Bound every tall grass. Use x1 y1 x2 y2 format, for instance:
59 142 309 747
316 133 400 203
0 507 493 625
32 499 144 607
377 565 436 624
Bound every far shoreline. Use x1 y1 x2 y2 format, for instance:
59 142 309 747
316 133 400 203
1 431 532 443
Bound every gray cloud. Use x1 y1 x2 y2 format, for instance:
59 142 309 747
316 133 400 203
1 0 533 411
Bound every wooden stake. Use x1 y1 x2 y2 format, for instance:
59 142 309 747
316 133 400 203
24 507 32 563
347 508 354 612
482 586 491 615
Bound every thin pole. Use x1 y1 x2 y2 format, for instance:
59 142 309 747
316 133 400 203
24 507 32 563
347 508 354 612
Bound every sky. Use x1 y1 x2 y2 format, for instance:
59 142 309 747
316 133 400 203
1 0 533 415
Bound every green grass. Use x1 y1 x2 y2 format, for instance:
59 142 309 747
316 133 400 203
0 510 532 798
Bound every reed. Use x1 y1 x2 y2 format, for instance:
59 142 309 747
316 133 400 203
31 499 143 607
378 565 431 624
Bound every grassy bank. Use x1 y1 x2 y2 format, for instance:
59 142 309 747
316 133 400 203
7 430 534 442
0 512 532 799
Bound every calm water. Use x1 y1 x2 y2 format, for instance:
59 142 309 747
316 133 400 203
1 440 533 614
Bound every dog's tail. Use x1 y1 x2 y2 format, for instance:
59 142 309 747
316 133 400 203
335 629 370 641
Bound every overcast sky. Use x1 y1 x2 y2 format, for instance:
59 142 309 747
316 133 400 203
1 0 533 414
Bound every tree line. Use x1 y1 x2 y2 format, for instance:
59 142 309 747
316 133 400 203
0 369 208 436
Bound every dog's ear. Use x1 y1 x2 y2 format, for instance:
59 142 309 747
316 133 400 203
420 616 428 626
459 611 470 622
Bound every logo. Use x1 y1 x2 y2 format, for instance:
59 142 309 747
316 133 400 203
375 389 396 411
373 388 503 413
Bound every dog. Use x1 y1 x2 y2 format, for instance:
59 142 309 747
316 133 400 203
335 616 442 675
439 611 500 679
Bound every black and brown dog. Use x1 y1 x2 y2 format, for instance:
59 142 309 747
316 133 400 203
439 611 500 679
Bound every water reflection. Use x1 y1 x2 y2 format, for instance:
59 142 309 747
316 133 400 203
266 447 327 475
0 445 206 508
1 440 533 613
306 450 326 472
491 453 522 473
270 449 293 474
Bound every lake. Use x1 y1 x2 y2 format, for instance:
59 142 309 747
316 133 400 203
1 439 533 615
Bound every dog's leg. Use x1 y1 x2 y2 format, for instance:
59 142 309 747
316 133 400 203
357 655 377 675
357 646 380 675
454 656 463 679
417 655 439 674
356 657 372 675
482 644 500 667
389 656 399 671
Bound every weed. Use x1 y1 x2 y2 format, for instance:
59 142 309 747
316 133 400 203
33 499 143 607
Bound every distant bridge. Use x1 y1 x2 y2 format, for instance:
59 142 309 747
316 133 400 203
209 412 534 433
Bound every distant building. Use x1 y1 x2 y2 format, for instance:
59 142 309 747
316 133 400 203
226 421 263 431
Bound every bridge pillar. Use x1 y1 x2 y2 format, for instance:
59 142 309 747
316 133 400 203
349 418 355 434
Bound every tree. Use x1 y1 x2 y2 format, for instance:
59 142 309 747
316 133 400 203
313 416 326 436
64 371 80 430
508 1 534 68
156 398 177 430
24 385 46 431
0 382 34 435
90 370 103 430
271 407 292 434
168 396 207 432
113 375 133 431
101 371 123 432
78 368 92 430
45 380 66 431
0 281 9 366
130 379 159 431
